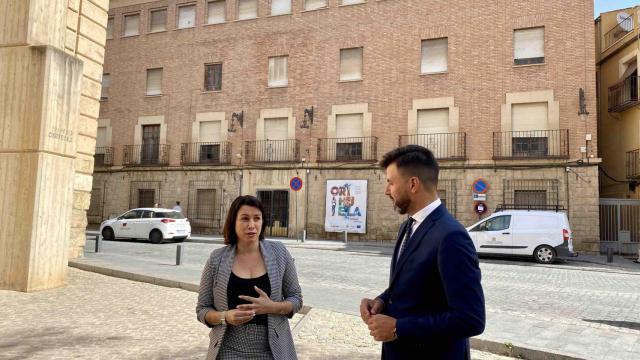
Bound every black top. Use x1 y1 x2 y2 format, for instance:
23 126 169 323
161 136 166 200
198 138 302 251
227 272 271 326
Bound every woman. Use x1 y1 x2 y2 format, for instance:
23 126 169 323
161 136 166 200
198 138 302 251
196 195 303 360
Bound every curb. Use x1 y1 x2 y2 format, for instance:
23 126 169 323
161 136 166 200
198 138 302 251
470 338 584 360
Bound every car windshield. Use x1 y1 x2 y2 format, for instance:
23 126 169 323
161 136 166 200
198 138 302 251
153 211 184 219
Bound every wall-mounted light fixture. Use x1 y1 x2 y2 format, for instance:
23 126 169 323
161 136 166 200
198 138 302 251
578 88 589 121
300 106 314 129
228 111 244 132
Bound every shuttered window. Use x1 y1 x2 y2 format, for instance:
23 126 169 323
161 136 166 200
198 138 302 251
106 17 114 39
341 0 364 5
271 0 291 15
150 9 167 32
146 68 163 96
421 38 448 73
417 108 449 134
340 48 363 81
200 121 221 142
304 0 327 10
96 127 107 148
238 0 257 20
514 27 544 65
123 13 140 36
336 114 364 138
512 103 548 131
100 74 110 100
178 5 196 28
268 56 288 87
207 0 226 24
264 118 288 140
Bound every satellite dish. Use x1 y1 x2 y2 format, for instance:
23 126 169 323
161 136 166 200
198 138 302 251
617 12 633 32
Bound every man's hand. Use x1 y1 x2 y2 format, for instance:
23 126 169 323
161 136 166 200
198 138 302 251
360 298 384 323
367 314 397 342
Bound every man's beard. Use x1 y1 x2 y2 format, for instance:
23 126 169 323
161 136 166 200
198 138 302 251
391 193 411 215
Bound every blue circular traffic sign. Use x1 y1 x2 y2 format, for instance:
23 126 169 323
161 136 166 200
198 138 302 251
472 178 489 194
290 177 303 191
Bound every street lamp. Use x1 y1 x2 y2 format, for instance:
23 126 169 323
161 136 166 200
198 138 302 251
228 111 244 132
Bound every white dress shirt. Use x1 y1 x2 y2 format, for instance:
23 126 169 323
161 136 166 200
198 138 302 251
397 198 442 260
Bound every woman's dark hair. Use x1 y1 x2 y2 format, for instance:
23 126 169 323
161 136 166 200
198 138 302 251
379 145 439 188
223 195 267 245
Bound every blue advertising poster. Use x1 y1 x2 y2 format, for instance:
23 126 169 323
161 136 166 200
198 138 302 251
324 180 367 233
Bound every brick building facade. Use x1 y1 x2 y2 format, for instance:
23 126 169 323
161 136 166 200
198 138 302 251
92 0 600 252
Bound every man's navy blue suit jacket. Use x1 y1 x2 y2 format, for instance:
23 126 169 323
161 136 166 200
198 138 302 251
377 204 486 360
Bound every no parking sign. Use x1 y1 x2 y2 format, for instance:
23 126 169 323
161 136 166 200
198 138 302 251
290 177 303 191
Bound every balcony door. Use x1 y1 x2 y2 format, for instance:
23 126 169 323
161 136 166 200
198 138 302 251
417 108 449 158
199 121 221 164
511 103 549 157
141 125 160 164
335 114 363 161
263 118 288 162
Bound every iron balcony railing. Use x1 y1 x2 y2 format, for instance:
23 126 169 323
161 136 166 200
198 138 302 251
245 139 300 163
627 149 640 179
604 14 634 50
493 129 569 159
94 146 114 167
398 132 466 160
608 76 639 112
181 142 231 165
123 144 170 166
317 136 378 162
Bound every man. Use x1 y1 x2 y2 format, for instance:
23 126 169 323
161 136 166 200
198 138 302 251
172 201 182 212
360 145 485 359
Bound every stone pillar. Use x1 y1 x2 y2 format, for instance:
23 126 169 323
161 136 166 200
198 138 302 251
0 0 108 291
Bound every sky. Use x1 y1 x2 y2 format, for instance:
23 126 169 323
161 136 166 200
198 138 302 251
594 0 639 18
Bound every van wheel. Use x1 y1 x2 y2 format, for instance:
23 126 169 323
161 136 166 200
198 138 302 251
149 229 164 244
534 245 555 264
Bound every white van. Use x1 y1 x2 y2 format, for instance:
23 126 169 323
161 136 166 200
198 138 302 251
466 210 575 264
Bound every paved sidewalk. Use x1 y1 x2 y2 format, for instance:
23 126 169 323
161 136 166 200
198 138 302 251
0 268 510 360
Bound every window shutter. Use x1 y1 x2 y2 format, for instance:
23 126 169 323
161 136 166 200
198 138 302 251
511 103 548 131
421 38 448 73
417 108 449 134
96 127 107 148
514 27 544 60
204 64 222 91
101 74 110 99
199 121 221 142
150 9 167 32
264 118 288 140
146 68 163 95
178 5 196 28
341 0 364 5
106 18 114 38
124 14 140 36
271 0 291 15
238 0 257 20
207 1 226 24
268 56 288 87
340 48 363 81
304 0 327 11
336 114 364 138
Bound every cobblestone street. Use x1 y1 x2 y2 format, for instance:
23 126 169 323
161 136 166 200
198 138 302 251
0 268 510 359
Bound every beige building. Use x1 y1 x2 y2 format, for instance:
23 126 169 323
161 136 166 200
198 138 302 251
596 7 640 198
92 0 600 252
1 0 108 291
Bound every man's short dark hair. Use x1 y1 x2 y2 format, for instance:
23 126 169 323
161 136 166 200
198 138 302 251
379 145 439 188
223 195 267 245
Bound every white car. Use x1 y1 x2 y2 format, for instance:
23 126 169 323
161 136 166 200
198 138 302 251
100 208 191 244
466 210 575 264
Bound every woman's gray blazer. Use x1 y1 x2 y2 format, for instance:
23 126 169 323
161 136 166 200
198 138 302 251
196 240 303 360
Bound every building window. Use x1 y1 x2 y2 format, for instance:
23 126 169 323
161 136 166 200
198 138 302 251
204 63 222 91
341 0 364 5
335 113 364 161
304 0 327 11
138 189 156 208
271 0 291 15
207 0 226 24
511 102 549 156
101 74 110 100
502 179 559 210
146 68 163 96
123 13 140 37
178 4 196 28
514 27 544 65
150 8 167 32
421 38 448 74
340 47 363 81
238 0 258 20
106 17 114 39
268 56 288 87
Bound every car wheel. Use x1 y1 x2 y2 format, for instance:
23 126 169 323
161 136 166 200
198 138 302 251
534 245 556 264
149 229 164 244
101 227 114 240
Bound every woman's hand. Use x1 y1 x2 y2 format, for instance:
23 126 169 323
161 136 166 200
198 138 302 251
237 286 277 315
225 309 256 326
